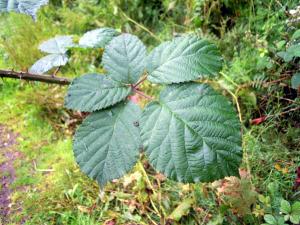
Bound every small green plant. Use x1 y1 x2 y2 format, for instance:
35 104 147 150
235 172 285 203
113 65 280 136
277 28 300 91
263 214 287 225
262 199 300 225
64 31 242 187
279 200 300 224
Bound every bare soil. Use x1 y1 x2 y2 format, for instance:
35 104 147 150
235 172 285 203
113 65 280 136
0 125 21 224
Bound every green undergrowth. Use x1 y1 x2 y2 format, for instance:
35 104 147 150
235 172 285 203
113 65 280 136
0 82 298 225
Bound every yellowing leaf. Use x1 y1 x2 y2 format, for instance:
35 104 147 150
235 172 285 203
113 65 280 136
275 163 282 171
77 205 90 213
168 198 194 221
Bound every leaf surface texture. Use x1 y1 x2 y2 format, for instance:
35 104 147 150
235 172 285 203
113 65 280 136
146 36 222 84
65 74 131 112
74 101 141 187
141 83 242 183
102 34 146 84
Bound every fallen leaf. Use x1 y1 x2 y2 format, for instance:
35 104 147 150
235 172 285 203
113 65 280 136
251 116 267 125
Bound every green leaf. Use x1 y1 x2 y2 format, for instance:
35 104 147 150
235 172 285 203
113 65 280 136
292 202 300 215
292 29 300 40
141 83 242 183
277 51 293 62
290 202 300 224
79 28 119 48
277 44 300 62
168 198 194 221
277 217 288 225
146 36 223 84
29 54 68 74
276 40 286 50
291 73 300 90
284 215 290 221
207 214 224 225
73 101 141 187
64 74 131 112
280 200 291 214
102 34 146 84
0 0 48 20
39 35 74 54
286 45 300 58
264 214 277 225
290 214 300 224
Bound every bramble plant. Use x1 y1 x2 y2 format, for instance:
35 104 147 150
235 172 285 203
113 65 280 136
0 0 48 20
64 31 242 187
0 1 244 186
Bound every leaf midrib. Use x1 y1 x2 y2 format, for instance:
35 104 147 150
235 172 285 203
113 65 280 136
158 100 204 141
157 100 207 179
82 105 128 185
150 41 215 75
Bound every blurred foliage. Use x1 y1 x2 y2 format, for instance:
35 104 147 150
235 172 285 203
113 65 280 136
0 0 300 224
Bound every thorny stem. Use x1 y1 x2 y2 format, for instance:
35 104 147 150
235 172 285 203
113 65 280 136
0 69 71 85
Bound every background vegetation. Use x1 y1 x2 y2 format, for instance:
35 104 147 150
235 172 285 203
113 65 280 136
0 0 300 224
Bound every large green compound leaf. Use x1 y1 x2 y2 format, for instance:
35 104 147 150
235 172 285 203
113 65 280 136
141 82 242 183
64 74 131 112
74 101 142 187
102 33 146 84
79 28 119 48
146 36 223 84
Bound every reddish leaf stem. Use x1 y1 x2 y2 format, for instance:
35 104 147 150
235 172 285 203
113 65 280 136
131 85 154 100
133 75 148 88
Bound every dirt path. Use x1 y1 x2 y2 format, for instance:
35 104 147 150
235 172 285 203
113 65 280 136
0 125 21 224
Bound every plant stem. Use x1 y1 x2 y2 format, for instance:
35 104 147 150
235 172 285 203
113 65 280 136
53 66 61 77
119 10 161 42
137 161 162 219
220 71 239 87
133 74 148 88
225 88 243 123
254 106 300 123
277 106 300 116
236 75 290 93
0 69 71 85
132 87 154 100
